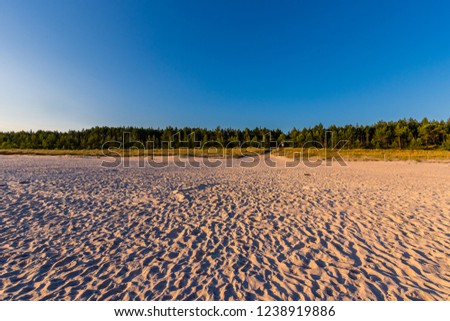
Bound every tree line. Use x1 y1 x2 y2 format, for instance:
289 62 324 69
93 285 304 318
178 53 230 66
1 118 449 150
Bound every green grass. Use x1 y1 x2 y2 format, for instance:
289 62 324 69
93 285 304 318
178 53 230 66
0 147 266 158
1 148 449 161
272 148 450 162
0 149 106 156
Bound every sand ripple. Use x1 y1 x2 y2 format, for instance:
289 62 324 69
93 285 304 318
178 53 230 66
0 156 449 300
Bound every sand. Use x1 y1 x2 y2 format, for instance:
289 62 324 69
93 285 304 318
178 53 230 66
0 155 449 300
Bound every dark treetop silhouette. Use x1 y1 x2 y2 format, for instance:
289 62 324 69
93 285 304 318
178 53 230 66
1 118 449 150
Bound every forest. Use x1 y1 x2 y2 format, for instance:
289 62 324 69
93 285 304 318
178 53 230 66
0 118 449 150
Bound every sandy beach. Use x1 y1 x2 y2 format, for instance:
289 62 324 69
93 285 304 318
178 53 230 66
0 155 449 300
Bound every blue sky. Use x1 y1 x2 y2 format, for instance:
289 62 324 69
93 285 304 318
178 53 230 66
1 0 449 131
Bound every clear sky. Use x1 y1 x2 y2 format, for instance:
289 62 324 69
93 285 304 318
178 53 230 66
1 0 449 132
